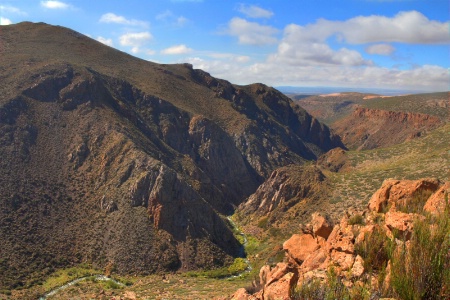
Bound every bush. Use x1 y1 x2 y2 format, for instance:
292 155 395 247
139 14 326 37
390 200 449 300
354 225 393 272
348 214 364 225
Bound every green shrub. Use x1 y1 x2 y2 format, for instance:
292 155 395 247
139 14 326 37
348 214 365 225
390 201 449 300
354 225 393 272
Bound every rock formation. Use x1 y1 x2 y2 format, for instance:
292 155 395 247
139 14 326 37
231 178 448 299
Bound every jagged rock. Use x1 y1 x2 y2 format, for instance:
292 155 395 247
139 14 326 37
326 219 355 254
368 178 440 212
310 212 333 239
424 182 450 215
384 211 424 241
283 234 319 264
263 272 298 300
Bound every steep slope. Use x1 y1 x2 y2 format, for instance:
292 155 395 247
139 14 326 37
333 107 443 150
0 22 343 290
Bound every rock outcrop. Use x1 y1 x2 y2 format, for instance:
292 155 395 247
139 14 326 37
232 178 448 299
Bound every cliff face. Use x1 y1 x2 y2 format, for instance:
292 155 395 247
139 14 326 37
0 22 344 289
332 107 442 150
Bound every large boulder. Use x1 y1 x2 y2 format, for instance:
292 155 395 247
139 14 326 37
368 178 440 212
283 233 319 264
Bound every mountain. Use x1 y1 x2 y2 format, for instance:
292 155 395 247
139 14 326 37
0 22 343 290
292 92 448 150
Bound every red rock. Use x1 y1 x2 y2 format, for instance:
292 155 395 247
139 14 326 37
385 211 424 240
327 222 355 254
299 247 328 273
231 288 254 300
310 212 333 239
351 255 364 278
368 178 440 213
424 182 450 215
283 233 319 264
264 272 297 300
330 250 355 270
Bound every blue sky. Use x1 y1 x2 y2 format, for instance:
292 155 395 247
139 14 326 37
1 0 449 92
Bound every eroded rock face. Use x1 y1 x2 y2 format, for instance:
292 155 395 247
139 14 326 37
332 107 443 150
232 179 448 300
424 182 450 215
368 178 440 213
238 165 328 217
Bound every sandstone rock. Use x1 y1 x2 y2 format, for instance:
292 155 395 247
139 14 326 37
330 250 355 270
265 263 291 286
310 212 333 239
351 255 364 278
231 288 253 300
326 222 355 254
385 211 423 240
264 272 297 300
283 233 319 264
368 178 440 212
424 182 450 215
259 265 271 286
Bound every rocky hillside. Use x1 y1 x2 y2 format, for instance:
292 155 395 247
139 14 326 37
232 178 450 299
333 107 443 150
293 92 448 150
0 22 343 291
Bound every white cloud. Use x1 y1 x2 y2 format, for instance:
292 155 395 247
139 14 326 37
366 44 395 55
156 10 189 27
227 17 279 45
97 36 113 47
40 1 70 9
269 25 372 66
161 44 193 55
99 13 148 27
288 11 450 45
238 4 273 19
119 32 153 47
0 17 12 25
188 56 448 92
0 5 27 15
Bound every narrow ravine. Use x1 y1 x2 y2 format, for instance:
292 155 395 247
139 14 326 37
227 216 253 276
39 275 124 300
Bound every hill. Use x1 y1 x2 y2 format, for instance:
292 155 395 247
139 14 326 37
0 22 343 292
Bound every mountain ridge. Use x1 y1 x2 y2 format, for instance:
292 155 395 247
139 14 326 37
0 22 343 291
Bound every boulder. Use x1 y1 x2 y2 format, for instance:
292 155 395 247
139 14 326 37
263 272 297 300
385 211 423 240
424 182 450 215
368 178 440 213
326 222 355 254
283 234 319 264
351 255 364 278
310 212 333 239
231 288 255 300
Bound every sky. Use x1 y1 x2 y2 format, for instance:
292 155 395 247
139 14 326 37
0 0 449 93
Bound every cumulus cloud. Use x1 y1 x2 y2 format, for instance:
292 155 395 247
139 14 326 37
238 4 273 19
97 36 113 47
161 44 193 55
289 11 450 45
40 1 71 9
366 44 395 55
119 32 152 54
99 13 148 27
0 17 12 25
227 17 279 45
